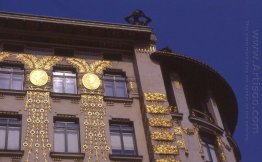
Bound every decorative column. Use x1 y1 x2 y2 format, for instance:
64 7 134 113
66 58 111 162
16 54 62 162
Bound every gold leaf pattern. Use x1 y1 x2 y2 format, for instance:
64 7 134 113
154 144 179 155
66 58 89 73
16 54 38 69
0 52 10 61
88 60 111 74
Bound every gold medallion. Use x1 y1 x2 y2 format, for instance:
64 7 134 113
82 73 101 90
29 69 48 86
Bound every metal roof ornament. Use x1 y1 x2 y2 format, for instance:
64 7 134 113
125 9 152 26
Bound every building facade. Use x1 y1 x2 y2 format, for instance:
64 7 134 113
0 12 241 162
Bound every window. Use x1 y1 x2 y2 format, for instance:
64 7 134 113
0 116 21 150
201 136 219 162
110 121 137 156
0 66 24 90
104 73 128 98
53 70 77 94
53 118 80 153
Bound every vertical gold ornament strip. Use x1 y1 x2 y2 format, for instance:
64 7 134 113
216 136 227 162
23 91 52 162
16 54 62 162
81 95 110 161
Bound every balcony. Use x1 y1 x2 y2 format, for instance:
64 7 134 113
189 109 223 134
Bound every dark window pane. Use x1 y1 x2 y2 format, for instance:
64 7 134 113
0 128 6 149
7 128 20 150
0 73 10 89
65 78 76 94
53 77 63 93
67 132 79 152
54 132 66 152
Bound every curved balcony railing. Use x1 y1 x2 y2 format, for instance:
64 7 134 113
190 109 215 124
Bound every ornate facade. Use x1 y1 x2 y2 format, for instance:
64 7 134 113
0 12 240 162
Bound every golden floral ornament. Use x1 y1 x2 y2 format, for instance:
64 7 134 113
29 69 49 86
0 51 10 61
149 117 173 127
16 54 62 70
151 131 175 141
154 144 179 155
156 158 180 162
146 105 171 114
144 92 167 102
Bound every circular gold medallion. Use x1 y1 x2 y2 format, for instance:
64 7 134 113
82 73 101 90
29 69 48 86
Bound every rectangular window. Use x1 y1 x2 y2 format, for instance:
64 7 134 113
104 73 128 98
53 118 80 153
0 116 21 150
201 136 219 162
0 66 24 90
53 70 77 94
109 121 137 156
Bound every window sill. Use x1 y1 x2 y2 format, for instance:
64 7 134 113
0 89 26 96
50 92 81 99
109 154 143 162
50 152 85 160
0 150 24 158
104 96 133 103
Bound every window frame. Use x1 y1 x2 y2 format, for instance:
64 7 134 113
201 134 219 162
0 66 24 91
53 118 80 153
0 115 22 151
52 69 77 94
109 121 138 156
103 72 128 98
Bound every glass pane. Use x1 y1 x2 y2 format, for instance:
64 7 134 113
0 73 10 89
65 78 76 94
7 129 20 150
115 82 127 97
105 82 114 96
53 72 63 76
53 77 63 93
123 133 135 150
0 128 6 149
110 132 121 150
54 132 65 152
203 144 211 161
12 78 23 90
210 148 218 162
64 73 76 77
67 132 79 152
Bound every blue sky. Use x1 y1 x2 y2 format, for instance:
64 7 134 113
0 0 261 161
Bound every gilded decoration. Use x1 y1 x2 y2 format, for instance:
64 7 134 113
156 158 180 162
23 91 51 162
174 126 183 135
176 139 186 149
151 131 175 141
16 54 62 162
0 51 10 61
144 92 167 102
216 136 227 162
81 94 110 161
149 117 173 127
82 73 101 90
16 54 62 70
29 69 49 86
146 105 171 114
154 144 179 155
66 58 111 161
